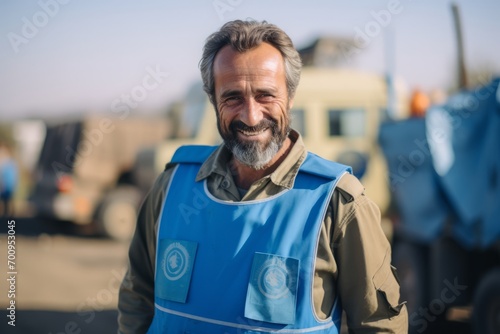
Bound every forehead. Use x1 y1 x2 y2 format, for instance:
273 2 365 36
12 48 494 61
213 43 285 80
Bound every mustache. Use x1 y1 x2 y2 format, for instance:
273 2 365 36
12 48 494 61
230 119 277 133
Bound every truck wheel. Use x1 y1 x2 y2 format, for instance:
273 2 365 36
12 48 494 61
97 185 142 241
472 268 500 334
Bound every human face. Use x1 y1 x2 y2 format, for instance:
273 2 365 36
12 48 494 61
213 43 292 170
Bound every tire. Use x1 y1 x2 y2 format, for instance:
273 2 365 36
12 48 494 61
97 185 142 241
472 268 500 334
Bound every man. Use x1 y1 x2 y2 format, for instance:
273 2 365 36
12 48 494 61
118 20 408 333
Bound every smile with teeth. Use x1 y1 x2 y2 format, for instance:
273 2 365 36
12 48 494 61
238 127 269 137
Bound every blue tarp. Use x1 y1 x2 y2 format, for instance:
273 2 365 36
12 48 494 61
379 118 449 244
379 78 500 249
426 78 500 248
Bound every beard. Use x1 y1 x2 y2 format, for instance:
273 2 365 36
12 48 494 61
218 116 290 170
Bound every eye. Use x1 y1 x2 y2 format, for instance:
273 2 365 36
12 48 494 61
257 93 274 101
223 96 243 106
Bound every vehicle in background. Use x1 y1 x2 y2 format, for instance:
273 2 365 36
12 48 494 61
30 115 169 241
132 82 221 193
379 78 500 334
289 68 408 221
132 68 409 238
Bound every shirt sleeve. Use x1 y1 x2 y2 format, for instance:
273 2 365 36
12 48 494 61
332 174 408 333
117 169 174 334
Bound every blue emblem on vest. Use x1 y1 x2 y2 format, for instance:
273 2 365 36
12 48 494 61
246 253 299 324
156 239 197 303
147 145 350 334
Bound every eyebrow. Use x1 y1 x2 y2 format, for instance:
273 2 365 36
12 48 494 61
220 89 242 100
255 88 277 95
220 87 278 100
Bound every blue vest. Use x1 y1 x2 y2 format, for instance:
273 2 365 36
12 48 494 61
148 145 351 334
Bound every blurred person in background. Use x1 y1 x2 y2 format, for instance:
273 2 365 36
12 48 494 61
409 89 431 118
0 141 18 217
118 20 408 334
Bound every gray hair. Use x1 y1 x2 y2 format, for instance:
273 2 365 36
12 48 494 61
199 20 302 106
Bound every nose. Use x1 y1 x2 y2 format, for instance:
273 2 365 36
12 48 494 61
240 98 263 127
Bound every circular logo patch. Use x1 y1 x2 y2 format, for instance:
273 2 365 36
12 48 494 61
162 242 189 281
257 259 292 299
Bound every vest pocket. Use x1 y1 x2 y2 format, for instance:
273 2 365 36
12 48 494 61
155 239 198 303
244 252 300 325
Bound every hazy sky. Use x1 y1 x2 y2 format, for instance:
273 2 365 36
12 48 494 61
1 0 499 120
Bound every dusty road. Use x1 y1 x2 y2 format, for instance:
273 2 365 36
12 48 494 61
0 218 128 334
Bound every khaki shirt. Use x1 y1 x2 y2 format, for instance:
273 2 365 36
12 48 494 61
118 131 408 333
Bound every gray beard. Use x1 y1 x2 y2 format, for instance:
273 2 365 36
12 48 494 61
218 116 289 170
228 136 281 170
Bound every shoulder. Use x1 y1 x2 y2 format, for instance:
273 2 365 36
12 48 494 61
335 173 365 204
300 151 351 180
330 173 381 242
145 164 178 215
157 163 177 191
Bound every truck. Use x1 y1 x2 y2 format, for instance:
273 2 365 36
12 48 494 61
379 77 500 333
30 115 169 241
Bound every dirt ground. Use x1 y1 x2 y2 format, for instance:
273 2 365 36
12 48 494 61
0 232 128 334
0 235 128 311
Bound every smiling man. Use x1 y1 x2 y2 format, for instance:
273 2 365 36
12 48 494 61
215 42 294 188
118 20 408 334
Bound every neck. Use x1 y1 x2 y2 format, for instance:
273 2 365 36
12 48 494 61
230 137 293 190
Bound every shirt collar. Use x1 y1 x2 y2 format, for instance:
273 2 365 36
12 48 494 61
195 129 307 189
